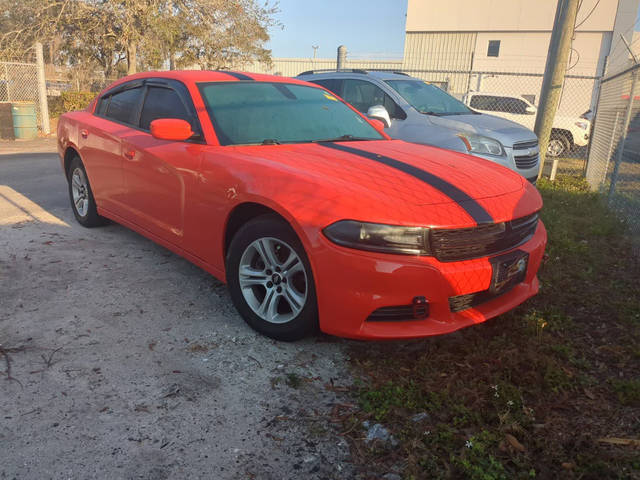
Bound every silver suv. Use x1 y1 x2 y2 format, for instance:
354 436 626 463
298 70 540 183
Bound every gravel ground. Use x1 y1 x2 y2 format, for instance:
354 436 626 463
0 145 356 479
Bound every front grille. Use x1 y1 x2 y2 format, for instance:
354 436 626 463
430 212 539 262
367 304 429 322
513 140 538 150
513 140 539 170
514 153 539 169
449 255 526 312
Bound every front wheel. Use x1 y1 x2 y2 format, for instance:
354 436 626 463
547 135 569 157
226 215 318 341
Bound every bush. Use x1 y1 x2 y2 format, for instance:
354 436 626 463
49 91 96 117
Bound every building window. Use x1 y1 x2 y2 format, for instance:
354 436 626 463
487 40 501 57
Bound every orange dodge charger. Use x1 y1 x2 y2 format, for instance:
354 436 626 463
57 70 546 341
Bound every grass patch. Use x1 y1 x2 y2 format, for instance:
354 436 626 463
341 175 640 479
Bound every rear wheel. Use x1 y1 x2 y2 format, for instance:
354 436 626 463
67 156 106 227
226 215 318 341
547 134 569 157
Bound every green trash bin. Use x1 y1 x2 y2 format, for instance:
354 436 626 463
11 102 38 140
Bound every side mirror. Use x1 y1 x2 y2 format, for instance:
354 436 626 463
150 118 194 141
368 118 386 133
367 105 391 128
525 106 537 115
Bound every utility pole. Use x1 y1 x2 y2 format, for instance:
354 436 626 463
312 45 319 60
337 45 347 70
535 0 579 180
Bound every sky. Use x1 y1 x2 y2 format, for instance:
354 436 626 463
266 0 408 59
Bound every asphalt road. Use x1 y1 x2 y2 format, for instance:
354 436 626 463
0 146 354 479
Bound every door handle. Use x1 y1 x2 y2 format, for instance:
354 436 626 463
124 150 135 160
80 129 88 139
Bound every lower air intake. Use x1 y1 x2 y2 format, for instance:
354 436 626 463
366 303 429 322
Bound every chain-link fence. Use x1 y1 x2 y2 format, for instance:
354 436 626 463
586 64 640 248
245 58 598 176
0 61 45 130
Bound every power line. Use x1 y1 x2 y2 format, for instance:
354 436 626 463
608 16 640 62
575 0 600 29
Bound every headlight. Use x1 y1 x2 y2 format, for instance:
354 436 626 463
323 220 431 255
457 133 505 156
575 121 589 130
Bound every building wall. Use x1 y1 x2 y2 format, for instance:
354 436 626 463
471 31 610 75
405 0 619 32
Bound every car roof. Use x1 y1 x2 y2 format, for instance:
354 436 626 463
98 70 316 95
298 70 416 81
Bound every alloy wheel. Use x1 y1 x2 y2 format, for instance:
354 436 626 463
238 237 308 324
547 138 565 157
71 167 90 217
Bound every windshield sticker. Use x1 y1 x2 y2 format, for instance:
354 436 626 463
324 93 338 101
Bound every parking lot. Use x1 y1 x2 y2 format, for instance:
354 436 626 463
0 141 354 479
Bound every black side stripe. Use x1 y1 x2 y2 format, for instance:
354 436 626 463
222 71 254 81
319 143 494 225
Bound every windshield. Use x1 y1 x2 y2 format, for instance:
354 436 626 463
198 82 385 145
385 80 471 116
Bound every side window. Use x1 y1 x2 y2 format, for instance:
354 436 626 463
140 86 191 131
341 79 405 120
96 96 109 116
469 95 497 111
494 97 528 114
310 79 342 96
105 87 143 125
511 98 530 114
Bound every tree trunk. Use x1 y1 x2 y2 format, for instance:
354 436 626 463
127 42 137 75
169 51 175 70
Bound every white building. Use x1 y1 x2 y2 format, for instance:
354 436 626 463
402 0 640 113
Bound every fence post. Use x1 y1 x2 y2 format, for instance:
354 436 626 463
4 63 10 101
35 42 50 135
607 70 637 202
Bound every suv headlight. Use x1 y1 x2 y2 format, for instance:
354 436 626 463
575 121 589 130
323 220 431 255
457 133 505 156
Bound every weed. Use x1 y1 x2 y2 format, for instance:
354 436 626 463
611 379 640 406
285 372 302 389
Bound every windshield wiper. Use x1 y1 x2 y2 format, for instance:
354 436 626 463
261 138 281 145
312 134 372 143
419 111 442 116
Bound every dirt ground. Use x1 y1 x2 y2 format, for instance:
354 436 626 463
0 142 356 479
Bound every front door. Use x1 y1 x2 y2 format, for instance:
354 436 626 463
120 84 205 247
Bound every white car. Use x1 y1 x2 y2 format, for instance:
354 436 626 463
463 92 591 157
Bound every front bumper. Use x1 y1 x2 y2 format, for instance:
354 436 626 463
311 221 547 340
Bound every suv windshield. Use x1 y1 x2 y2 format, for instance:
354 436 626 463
385 80 471 116
198 82 384 145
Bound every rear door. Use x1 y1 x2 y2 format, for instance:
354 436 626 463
80 82 144 216
119 79 205 248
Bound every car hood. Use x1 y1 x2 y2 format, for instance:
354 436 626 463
427 113 537 146
219 140 539 227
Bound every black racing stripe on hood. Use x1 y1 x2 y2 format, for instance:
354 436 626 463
319 142 494 225
222 71 254 81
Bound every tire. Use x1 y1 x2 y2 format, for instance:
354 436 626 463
226 214 318 341
67 156 106 227
547 134 569 158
